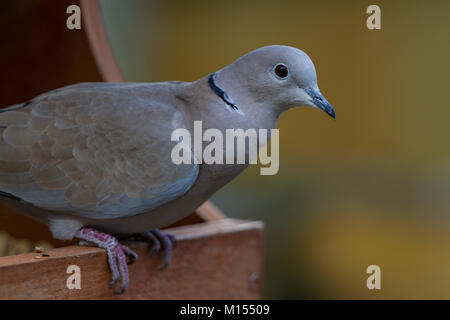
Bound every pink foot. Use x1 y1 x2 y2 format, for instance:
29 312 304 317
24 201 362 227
76 227 138 294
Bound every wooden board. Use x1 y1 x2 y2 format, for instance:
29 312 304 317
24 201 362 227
0 219 264 299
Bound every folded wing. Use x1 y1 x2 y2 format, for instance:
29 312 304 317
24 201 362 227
0 83 198 219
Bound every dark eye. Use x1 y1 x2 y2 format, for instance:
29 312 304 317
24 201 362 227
274 64 288 78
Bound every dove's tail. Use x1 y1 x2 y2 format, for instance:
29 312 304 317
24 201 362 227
0 100 32 114
0 101 28 201
0 101 33 202
0 190 21 201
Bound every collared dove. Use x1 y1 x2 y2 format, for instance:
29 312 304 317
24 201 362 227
0 45 334 293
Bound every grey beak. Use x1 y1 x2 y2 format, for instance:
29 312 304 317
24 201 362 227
305 89 336 119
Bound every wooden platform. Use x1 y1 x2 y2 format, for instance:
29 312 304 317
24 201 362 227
0 218 263 299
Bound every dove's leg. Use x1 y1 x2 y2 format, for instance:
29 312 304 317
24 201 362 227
75 227 138 294
137 229 176 270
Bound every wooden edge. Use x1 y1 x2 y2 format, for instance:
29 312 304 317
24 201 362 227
0 218 263 268
167 218 262 241
0 218 264 299
80 0 124 82
195 201 226 221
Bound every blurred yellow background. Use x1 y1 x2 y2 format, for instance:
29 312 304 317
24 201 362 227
98 0 450 299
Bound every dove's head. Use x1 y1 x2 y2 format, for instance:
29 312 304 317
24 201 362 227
217 45 335 119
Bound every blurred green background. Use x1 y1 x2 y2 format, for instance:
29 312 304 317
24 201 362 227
98 0 450 299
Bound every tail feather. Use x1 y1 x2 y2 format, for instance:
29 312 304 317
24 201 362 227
0 100 32 113
0 189 22 201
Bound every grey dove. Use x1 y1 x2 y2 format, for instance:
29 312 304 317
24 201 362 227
0 45 335 293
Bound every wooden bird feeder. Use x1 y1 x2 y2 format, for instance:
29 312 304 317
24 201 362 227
0 0 263 299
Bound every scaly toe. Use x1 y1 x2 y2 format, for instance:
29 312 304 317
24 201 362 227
109 278 119 286
75 227 136 294
153 229 174 270
167 233 177 248
137 229 176 270
119 244 138 264
146 231 162 257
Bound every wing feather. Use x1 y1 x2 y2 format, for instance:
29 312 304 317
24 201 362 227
0 83 198 218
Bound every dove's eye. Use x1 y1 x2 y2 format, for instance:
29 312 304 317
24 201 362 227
273 64 289 79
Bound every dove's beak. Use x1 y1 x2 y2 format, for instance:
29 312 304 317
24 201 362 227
305 89 336 119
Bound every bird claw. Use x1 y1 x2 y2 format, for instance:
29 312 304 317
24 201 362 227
76 227 138 294
75 227 174 294
167 233 177 248
119 244 138 264
113 287 127 295
109 279 118 286
138 229 176 270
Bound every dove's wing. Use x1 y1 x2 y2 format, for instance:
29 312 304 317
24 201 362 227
0 83 198 219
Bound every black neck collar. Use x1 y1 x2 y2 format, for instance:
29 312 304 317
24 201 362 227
207 73 240 113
